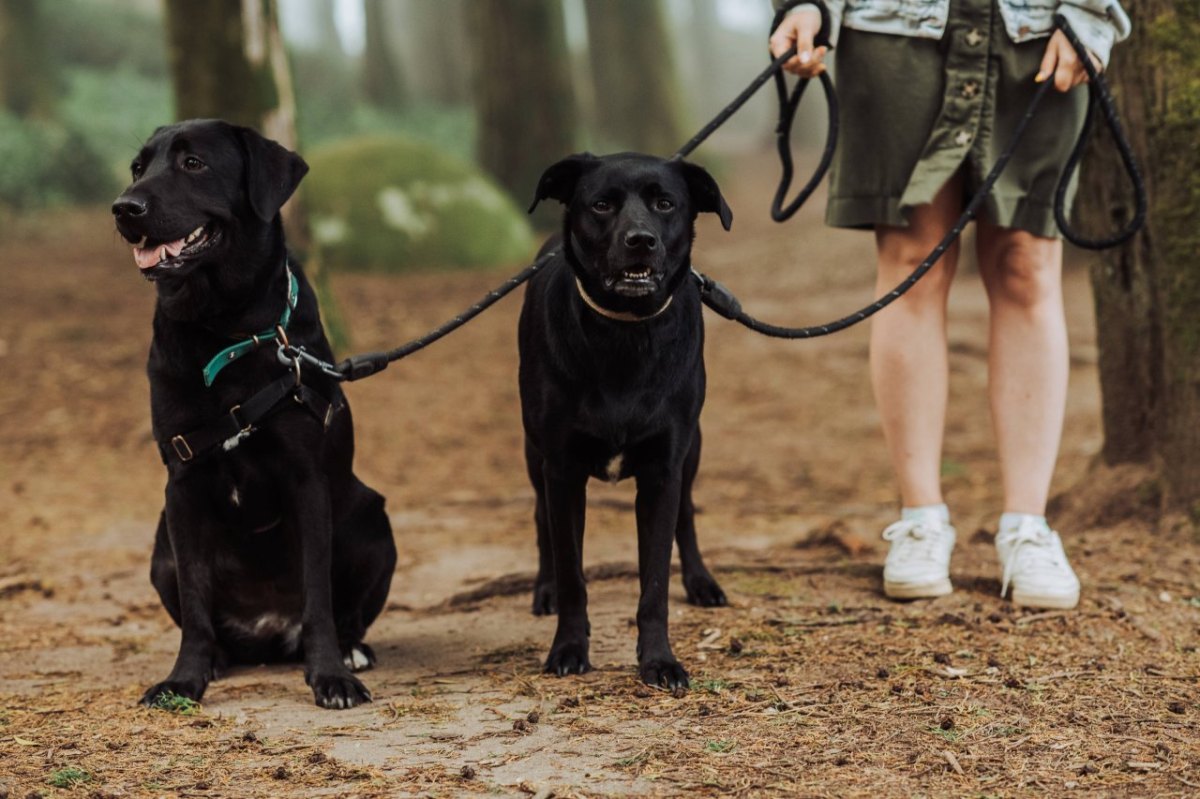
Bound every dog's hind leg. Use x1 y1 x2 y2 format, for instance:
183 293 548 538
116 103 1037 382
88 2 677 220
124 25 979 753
526 437 557 616
676 429 728 608
332 480 395 673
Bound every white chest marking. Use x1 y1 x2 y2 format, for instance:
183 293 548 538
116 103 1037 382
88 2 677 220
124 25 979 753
606 453 624 483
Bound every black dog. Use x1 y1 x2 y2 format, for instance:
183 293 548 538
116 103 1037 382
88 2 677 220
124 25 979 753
520 152 732 690
112 120 395 709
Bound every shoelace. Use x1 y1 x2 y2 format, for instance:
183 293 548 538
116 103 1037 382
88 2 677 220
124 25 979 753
881 520 947 562
998 520 1063 598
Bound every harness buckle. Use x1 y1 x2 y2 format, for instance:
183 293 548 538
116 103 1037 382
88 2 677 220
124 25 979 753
171 435 195 462
228 404 251 435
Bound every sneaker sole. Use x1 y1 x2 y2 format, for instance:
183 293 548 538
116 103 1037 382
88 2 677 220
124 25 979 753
1011 589 1079 610
884 578 953 600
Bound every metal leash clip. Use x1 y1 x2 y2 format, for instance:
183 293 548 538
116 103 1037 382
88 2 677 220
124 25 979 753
274 325 302 386
276 339 344 381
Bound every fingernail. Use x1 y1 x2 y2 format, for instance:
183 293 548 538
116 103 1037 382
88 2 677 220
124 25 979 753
1034 71 1047 83
799 51 811 64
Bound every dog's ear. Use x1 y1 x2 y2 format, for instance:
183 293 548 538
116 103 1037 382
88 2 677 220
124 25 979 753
677 160 733 231
529 153 599 214
234 126 309 221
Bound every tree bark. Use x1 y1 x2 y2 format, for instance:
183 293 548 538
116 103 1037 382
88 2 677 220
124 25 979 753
1076 0 1200 513
362 0 406 110
470 0 577 228
583 0 687 155
0 0 56 119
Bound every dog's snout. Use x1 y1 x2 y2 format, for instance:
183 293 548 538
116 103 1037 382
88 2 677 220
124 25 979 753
623 230 658 251
112 196 149 219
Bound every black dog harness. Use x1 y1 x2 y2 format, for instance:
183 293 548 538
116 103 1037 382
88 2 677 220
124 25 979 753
159 267 337 465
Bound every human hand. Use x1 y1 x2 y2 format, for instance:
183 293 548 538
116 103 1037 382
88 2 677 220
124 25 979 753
1036 30 1102 92
769 6 827 78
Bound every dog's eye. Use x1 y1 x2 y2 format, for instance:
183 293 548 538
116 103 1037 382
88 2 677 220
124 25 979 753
591 199 613 214
654 198 675 212
182 156 205 172
131 161 143 179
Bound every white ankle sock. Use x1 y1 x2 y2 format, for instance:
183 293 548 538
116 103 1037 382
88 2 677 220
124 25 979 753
999 512 1049 534
902 503 950 525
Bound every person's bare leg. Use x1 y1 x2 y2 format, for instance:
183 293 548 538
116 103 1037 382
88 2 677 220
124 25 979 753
872 175 964 600
871 173 964 508
975 220 1078 609
974 222 1067 514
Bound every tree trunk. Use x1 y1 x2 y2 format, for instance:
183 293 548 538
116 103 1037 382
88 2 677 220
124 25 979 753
470 0 577 228
362 0 406 110
0 0 56 119
583 0 687 155
1076 0 1200 514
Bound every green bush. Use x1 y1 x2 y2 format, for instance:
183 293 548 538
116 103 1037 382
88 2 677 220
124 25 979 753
0 113 117 210
44 0 167 78
305 135 535 273
58 65 172 180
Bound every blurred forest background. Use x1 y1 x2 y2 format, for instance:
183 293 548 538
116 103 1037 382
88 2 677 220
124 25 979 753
0 0 821 272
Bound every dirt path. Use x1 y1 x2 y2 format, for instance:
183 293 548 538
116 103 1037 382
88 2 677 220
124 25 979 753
1 156 1198 797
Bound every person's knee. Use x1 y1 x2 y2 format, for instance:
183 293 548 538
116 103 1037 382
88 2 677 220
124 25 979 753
877 230 957 304
984 231 1062 309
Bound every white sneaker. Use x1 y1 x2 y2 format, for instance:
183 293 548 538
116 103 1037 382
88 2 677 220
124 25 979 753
996 518 1080 609
881 517 956 599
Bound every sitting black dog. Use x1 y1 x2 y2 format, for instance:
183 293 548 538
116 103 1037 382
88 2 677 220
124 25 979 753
520 152 732 690
112 120 395 709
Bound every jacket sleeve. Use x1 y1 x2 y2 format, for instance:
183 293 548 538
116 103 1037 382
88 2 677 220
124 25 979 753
1056 0 1131 68
773 0 846 47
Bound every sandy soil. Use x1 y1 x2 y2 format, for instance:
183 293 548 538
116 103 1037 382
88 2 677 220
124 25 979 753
1 155 1197 798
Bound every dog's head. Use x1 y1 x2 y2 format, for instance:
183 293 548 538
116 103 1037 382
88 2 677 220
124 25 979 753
112 120 307 294
530 153 731 308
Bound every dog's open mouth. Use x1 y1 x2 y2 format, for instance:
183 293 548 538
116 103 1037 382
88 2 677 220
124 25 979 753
606 266 658 297
131 224 219 277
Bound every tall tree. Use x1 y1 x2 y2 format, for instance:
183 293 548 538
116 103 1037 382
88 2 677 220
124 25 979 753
470 0 577 227
1076 0 1200 514
0 0 56 119
362 0 406 110
583 0 687 155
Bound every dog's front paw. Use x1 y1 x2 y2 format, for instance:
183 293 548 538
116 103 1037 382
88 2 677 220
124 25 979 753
342 643 377 673
140 678 207 709
531 580 557 616
684 571 729 608
544 640 590 676
639 658 690 692
309 671 372 709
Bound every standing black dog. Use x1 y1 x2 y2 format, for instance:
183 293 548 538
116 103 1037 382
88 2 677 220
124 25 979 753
520 152 732 690
112 120 395 709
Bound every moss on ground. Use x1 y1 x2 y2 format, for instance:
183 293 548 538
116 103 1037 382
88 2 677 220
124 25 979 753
305 135 536 273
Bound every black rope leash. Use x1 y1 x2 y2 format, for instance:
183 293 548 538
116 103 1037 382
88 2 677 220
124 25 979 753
317 5 1143 379
690 9 1147 338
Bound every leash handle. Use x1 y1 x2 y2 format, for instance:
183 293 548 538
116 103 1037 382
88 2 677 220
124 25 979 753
1051 14 1147 249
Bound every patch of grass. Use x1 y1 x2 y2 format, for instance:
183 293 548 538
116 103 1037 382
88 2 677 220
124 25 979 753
927 725 961 743
149 691 201 715
693 679 730 695
705 740 737 753
941 459 967 477
48 766 92 788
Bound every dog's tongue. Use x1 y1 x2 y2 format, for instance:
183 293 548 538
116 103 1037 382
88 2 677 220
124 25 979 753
133 237 186 270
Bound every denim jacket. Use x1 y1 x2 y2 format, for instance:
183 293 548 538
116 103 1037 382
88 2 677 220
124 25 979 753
788 1 1131 67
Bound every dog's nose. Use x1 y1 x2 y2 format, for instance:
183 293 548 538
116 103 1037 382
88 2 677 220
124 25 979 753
624 230 658 251
111 196 148 219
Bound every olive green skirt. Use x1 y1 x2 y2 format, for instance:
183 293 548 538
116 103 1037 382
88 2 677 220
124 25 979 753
827 0 1088 238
